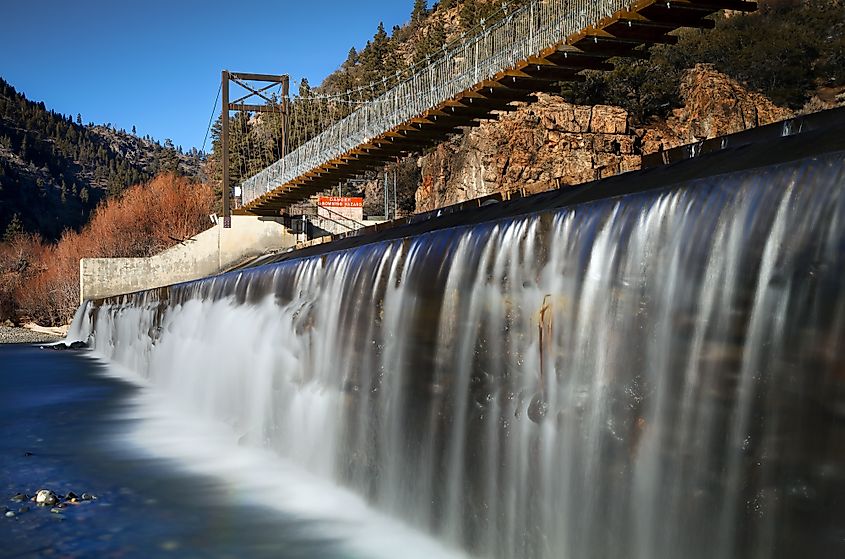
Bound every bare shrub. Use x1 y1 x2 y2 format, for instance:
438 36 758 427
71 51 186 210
0 234 49 321
0 173 214 325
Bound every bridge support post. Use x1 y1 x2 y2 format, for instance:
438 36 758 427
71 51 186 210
220 70 290 226
222 70 230 228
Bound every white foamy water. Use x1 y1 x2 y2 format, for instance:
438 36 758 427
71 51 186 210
72 153 845 559
109 384 468 559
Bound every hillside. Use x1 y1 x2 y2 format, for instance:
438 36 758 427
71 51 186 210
209 0 844 217
562 0 845 120
314 0 842 131
385 0 845 213
0 77 201 241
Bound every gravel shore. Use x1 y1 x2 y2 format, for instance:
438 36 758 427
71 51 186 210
0 326 64 344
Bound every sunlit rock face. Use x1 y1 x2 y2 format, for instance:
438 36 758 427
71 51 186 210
416 95 640 211
73 151 845 559
415 65 794 213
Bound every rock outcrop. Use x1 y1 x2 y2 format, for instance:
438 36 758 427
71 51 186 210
638 64 794 154
414 65 794 213
416 98 639 212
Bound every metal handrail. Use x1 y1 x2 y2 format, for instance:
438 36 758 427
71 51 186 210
310 213 357 233
242 0 633 204
288 202 367 232
318 205 367 229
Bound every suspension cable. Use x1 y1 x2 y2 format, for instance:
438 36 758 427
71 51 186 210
201 82 222 154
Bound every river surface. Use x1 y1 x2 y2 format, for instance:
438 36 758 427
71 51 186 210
0 344 465 558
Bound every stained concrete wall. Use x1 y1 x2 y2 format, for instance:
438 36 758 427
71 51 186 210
80 216 295 302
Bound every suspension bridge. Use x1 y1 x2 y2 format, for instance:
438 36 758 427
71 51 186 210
238 0 757 217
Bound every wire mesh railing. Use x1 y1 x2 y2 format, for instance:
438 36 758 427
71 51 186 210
242 0 634 205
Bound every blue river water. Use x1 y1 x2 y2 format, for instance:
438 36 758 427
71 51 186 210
0 344 350 559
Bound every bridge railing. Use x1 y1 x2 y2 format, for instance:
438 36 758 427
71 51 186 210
242 0 633 205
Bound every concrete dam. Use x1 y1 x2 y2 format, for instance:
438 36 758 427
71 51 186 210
67 122 845 558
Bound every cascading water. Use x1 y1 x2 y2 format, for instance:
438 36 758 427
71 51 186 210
72 153 845 559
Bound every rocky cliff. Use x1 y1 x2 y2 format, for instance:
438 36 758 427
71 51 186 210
416 99 637 212
638 64 794 155
414 64 794 213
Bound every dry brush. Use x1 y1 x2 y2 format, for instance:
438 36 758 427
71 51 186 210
0 173 214 325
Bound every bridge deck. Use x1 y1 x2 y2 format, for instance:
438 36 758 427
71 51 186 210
242 0 756 216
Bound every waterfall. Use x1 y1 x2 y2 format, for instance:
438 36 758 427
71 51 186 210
72 152 845 559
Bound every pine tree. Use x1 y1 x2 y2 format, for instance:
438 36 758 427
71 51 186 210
361 22 391 87
414 20 447 64
3 213 23 241
411 0 428 24
460 0 478 29
299 78 312 97
344 47 358 69
19 134 29 159
459 0 502 30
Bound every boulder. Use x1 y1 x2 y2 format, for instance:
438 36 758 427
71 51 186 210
35 489 58 506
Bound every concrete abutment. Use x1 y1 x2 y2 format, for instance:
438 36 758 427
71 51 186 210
80 216 295 302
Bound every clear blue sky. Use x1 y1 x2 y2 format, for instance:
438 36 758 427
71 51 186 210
2 0 416 152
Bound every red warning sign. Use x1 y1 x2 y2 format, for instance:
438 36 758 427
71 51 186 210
318 196 363 208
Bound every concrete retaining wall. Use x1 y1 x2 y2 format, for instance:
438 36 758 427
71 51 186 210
80 216 295 302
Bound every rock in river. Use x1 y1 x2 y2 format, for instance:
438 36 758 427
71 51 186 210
35 489 58 506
